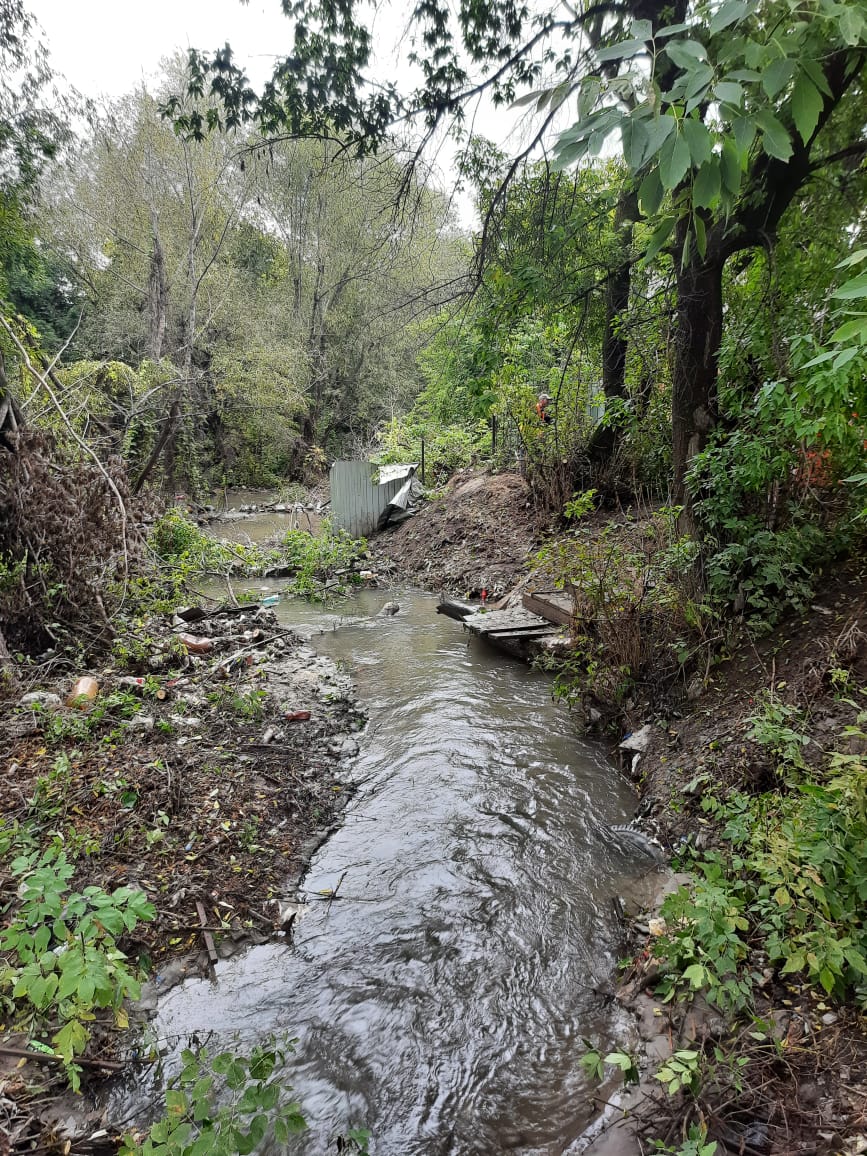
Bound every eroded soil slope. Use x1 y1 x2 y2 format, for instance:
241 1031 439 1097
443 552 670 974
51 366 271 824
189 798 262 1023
371 468 542 595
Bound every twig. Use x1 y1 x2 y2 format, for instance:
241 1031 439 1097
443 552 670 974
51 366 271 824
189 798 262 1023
0 315 132 602
0 1046 127 1072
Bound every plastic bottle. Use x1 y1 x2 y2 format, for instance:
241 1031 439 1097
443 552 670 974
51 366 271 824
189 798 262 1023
67 676 99 709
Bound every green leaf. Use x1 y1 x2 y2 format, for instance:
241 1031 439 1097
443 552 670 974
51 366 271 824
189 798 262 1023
732 115 756 154
762 56 795 98
665 39 708 67
714 80 743 105
622 116 650 169
726 68 761 82
818 967 836 994
596 38 648 62
682 119 712 166
756 109 793 161
801 57 832 97
659 131 691 189
642 216 676 263
833 347 858 370
638 167 665 215
693 213 707 259
833 273 867 300
682 962 708 988
53 1019 89 1062
830 315 867 343
801 350 837 368
836 248 867 268
510 89 544 109
709 0 749 34
644 114 677 159
720 139 742 196
693 158 721 208
656 22 690 38
838 5 865 46
792 71 824 144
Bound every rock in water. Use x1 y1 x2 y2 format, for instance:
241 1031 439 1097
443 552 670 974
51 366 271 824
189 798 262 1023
379 601 400 616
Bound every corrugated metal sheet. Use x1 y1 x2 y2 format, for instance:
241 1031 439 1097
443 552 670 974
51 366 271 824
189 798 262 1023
330 461 416 538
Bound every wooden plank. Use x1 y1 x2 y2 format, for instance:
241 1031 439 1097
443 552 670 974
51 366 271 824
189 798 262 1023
196 900 219 967
522 591 573 626
483 621 558 636
487 627 559 642
463 610 539 635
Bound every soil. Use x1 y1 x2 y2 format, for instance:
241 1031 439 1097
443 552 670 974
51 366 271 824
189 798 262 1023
369 467 544 596
0 600 364 1150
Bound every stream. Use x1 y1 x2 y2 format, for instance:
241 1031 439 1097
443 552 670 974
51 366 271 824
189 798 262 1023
115 586 653 1154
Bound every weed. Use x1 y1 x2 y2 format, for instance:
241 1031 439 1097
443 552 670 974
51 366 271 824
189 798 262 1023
119 1042 307 1155
0 838 154 1088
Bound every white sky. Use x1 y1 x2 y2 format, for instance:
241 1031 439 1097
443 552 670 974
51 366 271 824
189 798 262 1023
29 0 540 223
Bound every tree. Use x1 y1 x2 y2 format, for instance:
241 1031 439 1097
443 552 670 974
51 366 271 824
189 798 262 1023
185 0 867 518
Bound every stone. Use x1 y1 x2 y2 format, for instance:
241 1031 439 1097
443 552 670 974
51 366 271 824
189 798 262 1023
20 690 62 710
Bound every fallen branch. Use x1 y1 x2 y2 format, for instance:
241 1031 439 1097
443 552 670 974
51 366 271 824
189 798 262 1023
0 1046 128 1072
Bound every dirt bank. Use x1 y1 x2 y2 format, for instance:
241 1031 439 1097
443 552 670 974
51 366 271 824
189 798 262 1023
1 600 363 1149
374 474 867 1155
370 467 543 595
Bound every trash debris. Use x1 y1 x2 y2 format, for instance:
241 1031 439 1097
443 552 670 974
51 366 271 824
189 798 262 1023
177 633 214 655
66 676 99 709
286 710 312 722
174 606 208 624
619 724 652 753
19 690 62 710
261 594 280 607
118 676 167 700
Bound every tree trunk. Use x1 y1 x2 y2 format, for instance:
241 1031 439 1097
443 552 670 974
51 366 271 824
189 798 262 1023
671 245 723 517
588 184 639 463
147 213 169 362
0 350 23 451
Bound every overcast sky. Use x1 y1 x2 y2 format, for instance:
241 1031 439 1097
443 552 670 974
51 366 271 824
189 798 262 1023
29 0 538 222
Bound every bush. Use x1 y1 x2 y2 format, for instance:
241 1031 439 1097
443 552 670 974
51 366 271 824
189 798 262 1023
656 708 867 1013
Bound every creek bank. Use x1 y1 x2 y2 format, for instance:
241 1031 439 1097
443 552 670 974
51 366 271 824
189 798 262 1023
1 599 365 1148
373 476 867 1155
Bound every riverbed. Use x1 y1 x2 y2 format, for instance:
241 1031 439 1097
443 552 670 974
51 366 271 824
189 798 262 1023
115 588 651 1154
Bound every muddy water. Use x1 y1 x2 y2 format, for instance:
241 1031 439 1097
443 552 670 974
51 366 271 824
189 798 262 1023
122 589 650 1154
205 489 323 544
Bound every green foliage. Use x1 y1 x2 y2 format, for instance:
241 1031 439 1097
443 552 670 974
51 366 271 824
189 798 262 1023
744 693 809 771
29 688 145 749
579 1043 640 1086
280 520 366 600
655 858 755 1014
652 1123 718 1156
656 710 867 1012
207 686 269 721
0 835 154 1089
655 1050 702 1098
375 415 490 486
538 498 710 707
119 1043 307 1156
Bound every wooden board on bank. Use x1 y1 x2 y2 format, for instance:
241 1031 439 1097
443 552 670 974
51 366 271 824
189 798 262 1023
462 606 560 640
521 590 573 627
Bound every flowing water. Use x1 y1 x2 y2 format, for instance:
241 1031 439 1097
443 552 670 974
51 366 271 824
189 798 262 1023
117 588 652 1154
